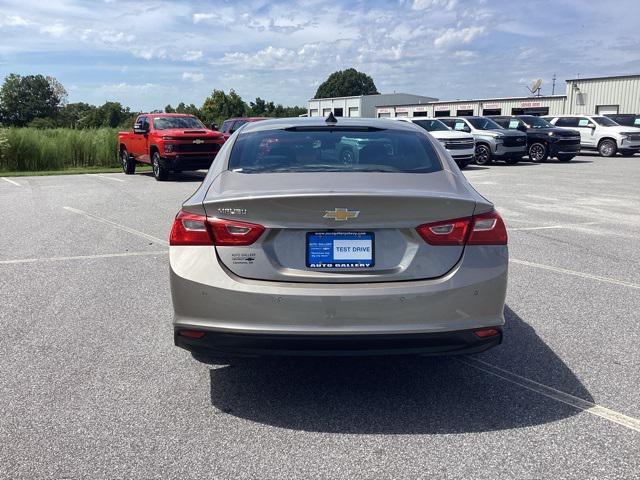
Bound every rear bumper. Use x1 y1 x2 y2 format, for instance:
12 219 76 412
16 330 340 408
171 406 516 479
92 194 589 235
175 328 502 357
170 245 508 353
160 155 215 171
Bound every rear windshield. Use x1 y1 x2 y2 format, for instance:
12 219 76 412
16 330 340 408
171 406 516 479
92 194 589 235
228 128 442 174
153 116 205 130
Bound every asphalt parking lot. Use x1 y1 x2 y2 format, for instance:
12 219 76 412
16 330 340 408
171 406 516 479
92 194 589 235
1 154 639 479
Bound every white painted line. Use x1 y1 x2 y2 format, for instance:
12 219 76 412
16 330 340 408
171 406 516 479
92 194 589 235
85 174 125 183
459 358 640 433
510 259 640 290
0 250 168 265
510 221 599 231
63 206 169 246
1 177 21 186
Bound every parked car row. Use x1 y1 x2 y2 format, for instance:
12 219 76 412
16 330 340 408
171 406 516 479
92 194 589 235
118 111 640 180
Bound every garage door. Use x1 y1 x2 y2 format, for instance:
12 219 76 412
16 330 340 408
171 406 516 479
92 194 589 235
596 105 619 115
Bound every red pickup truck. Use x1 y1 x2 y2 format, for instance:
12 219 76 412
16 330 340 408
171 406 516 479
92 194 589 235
118 113 225 181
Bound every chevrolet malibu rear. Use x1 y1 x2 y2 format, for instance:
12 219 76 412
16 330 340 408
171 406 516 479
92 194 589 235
169 117 508 359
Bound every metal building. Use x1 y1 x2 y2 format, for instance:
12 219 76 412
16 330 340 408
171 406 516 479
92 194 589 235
307 93 437 118
308 74 640 118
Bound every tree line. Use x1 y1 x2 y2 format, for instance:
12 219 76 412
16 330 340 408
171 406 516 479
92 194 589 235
0 74 307 130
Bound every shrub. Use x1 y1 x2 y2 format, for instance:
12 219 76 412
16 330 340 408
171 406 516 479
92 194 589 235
0 128 119 172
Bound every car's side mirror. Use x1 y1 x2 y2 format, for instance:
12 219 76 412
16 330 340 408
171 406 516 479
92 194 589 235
589 124 596 129
133 123 147 134
518 125 527 132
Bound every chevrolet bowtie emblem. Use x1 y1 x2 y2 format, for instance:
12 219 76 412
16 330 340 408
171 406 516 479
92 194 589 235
323 208 360 221
193 139 205 144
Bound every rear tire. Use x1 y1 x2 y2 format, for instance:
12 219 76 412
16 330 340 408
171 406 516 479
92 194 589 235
474 144 492 165
598 139 617 157
528 142 548 163
120 148 136 175
557 154 574 162
152 151 169 181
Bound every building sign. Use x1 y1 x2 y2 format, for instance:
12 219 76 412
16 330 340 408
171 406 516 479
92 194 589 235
395 107 409 113
520 101 543 108
483 103 500 109
414 106 428 112
434 105 450 111
454 104 474 111
377 108 391 114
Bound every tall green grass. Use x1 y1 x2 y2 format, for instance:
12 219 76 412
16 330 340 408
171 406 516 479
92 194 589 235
0 128 119 172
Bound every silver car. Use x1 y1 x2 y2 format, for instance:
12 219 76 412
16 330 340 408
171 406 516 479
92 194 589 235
170 116 508 359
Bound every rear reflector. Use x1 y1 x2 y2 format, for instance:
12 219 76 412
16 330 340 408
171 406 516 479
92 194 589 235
473 328 501 338
416 210 507 246
177 329 206 339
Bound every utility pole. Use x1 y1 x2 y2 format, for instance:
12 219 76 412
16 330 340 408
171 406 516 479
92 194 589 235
552 73 556 95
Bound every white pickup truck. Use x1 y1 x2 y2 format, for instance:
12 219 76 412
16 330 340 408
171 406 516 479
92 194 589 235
394 117 475 169
544 115 640 157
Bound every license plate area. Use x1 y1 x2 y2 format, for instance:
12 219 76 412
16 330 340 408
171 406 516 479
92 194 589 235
306 232 374 269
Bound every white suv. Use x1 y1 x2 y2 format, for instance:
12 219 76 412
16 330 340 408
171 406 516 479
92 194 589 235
395 117 475 169
545 115 640 157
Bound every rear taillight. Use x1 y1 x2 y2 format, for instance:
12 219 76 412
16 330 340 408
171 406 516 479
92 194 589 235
416 210 507 246
170 211 213 246
416 217 472 246
169 210 265 246
467 210 507 245
207 218 265 246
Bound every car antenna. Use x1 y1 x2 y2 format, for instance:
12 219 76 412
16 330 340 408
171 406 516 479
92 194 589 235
325 111 338 124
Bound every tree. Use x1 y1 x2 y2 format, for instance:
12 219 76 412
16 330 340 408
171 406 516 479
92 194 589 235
0 74 66 126
58 102 96 128
314 68 379 99
175 102 202 117
200 89 248 125
164 104 176 113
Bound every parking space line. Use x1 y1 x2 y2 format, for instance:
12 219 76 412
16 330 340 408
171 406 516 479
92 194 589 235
1 177 21 186
0 250 168 265
510 259 640 290
510 221 600 231
63 206 169 245
460 358 640 433
86 174 125 183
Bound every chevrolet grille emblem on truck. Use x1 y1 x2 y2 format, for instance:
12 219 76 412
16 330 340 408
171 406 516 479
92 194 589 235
193 139 205 144
323 208 360 221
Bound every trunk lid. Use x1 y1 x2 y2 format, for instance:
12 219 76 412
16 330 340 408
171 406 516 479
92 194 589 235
202 171 480 283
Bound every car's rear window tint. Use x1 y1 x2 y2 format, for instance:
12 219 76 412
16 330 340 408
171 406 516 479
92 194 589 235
228 129 442 174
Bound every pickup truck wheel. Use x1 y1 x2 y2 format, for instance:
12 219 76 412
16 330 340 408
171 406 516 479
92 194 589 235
557 154 574 162
598 139 617 157
528 142 548 163
120 148 136 174
152 152 169 181
474 144 492 165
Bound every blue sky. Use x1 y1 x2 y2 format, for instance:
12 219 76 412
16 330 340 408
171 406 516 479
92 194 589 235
1 0 640 111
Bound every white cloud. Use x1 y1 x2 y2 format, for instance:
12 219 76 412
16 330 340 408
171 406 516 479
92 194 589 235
192 13 215 23
183 50 203 61
433 26 486 48
0 14 32 27
182 72 204 82
412 0 457 11
40 23 69 37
